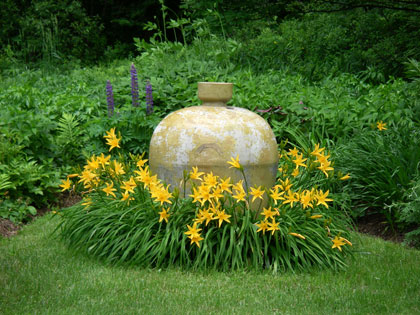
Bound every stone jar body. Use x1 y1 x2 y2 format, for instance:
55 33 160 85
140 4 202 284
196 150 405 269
149 82 278 194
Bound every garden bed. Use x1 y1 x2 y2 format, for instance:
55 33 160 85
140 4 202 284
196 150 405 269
356 214 405 244
0 193 81 238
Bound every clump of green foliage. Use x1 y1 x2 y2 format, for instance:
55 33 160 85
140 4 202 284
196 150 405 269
0 0 105 64
57 129 353 271
334 122 420 233
0 135 59 224
397 177 420 248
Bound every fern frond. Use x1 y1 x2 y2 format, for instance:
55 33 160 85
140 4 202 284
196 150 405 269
56 113 81 145
0 174 14 191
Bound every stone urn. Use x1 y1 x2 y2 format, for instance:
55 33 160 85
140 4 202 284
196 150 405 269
149 82 278 194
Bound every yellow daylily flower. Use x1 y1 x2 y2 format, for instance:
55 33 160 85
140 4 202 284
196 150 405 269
203 172 218 188
331 236 346 251
316 189 333 208
255 220 269 234
112 160 126 176
81 197 92 208
377 121 387 131
269 187 284 205
278 178 292 192
261 207 277 220
199 208 214 226
59 178 71 191
104 127 117 140
310 144 325 157
185 222 202 239
211 186 224 202
189 233 204 247
136 158 148 169
289 232 306 240
310 214 323 219
106 136 121 151
121 177 137 194
86 155 100 171
102 182 116 198
214 210 231 228
97 153 111 168
197 184 212 206
218 177 232 193
190 166 204 181
120 191 134 204
78 169 97 187
232 190 246 203
287 147 299 158
249 186 264 203
158 208 170 223
227 155 241 169
315 153 330 166
282 189 299 208
300 190 314 209
340 173 351 180
153 185 173 205
189 187 201 204
232 180 245 193
267 218 280 235
292 153 307 169
340 237 353 246
317 159 334 177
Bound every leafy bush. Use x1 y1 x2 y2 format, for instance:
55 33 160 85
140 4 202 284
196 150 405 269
334 122 420 229
133 36 418 144
228 10 420 82
0 136 60 223
57 128 353 272
0 197 37 225
388 176 420 248
0 0 105 63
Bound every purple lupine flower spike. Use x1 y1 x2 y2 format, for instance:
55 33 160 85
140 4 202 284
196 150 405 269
106 80 114 117
146 80 153 115
130 63 139 107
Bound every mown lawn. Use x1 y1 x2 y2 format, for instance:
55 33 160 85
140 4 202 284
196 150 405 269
1 214 419 314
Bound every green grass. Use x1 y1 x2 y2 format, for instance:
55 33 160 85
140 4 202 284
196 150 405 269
1 215 420 314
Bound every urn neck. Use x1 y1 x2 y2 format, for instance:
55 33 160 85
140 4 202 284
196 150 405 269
201 101 227 107
198 82 233 107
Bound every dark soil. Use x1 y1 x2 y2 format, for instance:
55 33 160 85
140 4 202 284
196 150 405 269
355 213 405 244
0 218 20 238
0 193 81 238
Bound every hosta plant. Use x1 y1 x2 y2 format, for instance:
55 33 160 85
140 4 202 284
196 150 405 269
57 128 353 272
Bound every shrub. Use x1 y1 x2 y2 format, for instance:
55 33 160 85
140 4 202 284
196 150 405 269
393 177 420 248
0 136 60 224
229 10 420 81
334 121 420 229
0 0 105 63
57 128 353 272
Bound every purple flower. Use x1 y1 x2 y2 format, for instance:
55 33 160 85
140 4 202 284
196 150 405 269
146 81 153 115
130 63 139 107
106 80 114 117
